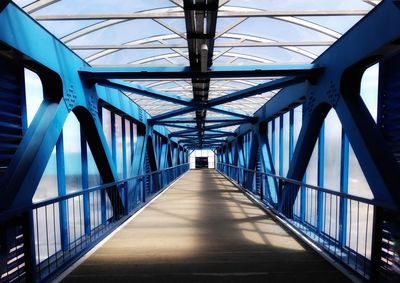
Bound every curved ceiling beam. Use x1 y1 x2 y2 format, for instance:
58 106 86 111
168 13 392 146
33 9 370 21
23 0 60 13
62 19 127 43
216 52 275 64
85 34 181 62
84 37 284 65
130 53 187 65
275 16 340 39
33 6 361 50
77 28 327 63
71 41 332 49
59 14 339 51
88 50 276 66
362 0 380 6
221 33 319 59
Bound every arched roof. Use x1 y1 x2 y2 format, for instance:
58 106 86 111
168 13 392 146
15 0 379 145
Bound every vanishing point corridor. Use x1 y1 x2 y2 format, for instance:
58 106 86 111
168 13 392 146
62 170 349 282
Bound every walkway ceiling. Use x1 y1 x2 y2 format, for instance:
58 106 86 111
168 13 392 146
15 0 380 148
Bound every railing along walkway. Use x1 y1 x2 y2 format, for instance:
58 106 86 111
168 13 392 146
62 169 349 283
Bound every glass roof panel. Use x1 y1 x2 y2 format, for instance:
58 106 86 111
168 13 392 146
40 20 102 38
224 0 373 10
19 0 35 6
225 46 313 63
29 0 176 15
12 0 379 139
67 20 173 45
300 16 364 33
222 18 336 42
88 49 175 65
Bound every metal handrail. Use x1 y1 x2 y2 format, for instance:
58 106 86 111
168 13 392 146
216 161 399 280
0 162 190 283
216 162 380 206
0 163 189 221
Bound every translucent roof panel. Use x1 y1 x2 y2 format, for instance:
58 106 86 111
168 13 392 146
13 0 380 141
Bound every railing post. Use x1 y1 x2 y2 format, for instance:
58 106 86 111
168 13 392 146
101 189 107 224
124 181 129 215
370 206 384 282
142 177 146 203
277 179 284 213
259 172 264 200
22 211 37 283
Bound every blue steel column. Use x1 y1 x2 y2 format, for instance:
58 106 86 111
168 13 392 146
271 119 276 174
56 133 68 250
279 115 283 176
317 123 325 233
258 124 277 203
244 132 259 192
80 127 91 235
339 131 349 247
130 126 147 208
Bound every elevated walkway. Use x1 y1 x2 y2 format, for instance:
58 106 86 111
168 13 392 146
61 169 349 282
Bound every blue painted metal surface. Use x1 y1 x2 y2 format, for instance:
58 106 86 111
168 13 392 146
207 76 309 107
0 3 189 281
79 64 320 80
1 0 400 282
215 2 400 281
97 79 193 107
151 117 252 124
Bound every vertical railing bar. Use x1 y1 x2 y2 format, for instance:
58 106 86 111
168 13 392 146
216 163 390 281
65 199 70 260
340 198 345 262
89 192 93 242
355 201 360 271
335 195 339 255
348 200 352 266
364 204 370 277
78 195 82 251
329 193 332 248
370 206 383 282
44 206 50 275
35 209 40 280
52 204 57 270
13 222 20 279
72 197 77 254
323 192 327 247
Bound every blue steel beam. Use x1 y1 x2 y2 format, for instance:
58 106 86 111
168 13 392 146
180 140 226 144
179 136 227 140
163 124 197 130
0 3 176 212
79 64 320 80
180 139 227 143
179 135 228 140
207 106 254 120
151 117 251 124
244 133 259 191
274 0 400 210
184 143 224 146
0 1 130 213
176 132 235 138
97 79 193 106
98 80 256 123
151 104 253 121
151 106 195 121
207 76 308 107
208 129 237 135
257 128 277 200
170 121 245 136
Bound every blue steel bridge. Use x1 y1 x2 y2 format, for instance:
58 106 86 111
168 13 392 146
0 0 400 282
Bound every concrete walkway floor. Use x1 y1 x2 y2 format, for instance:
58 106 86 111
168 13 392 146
62 169 350 283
